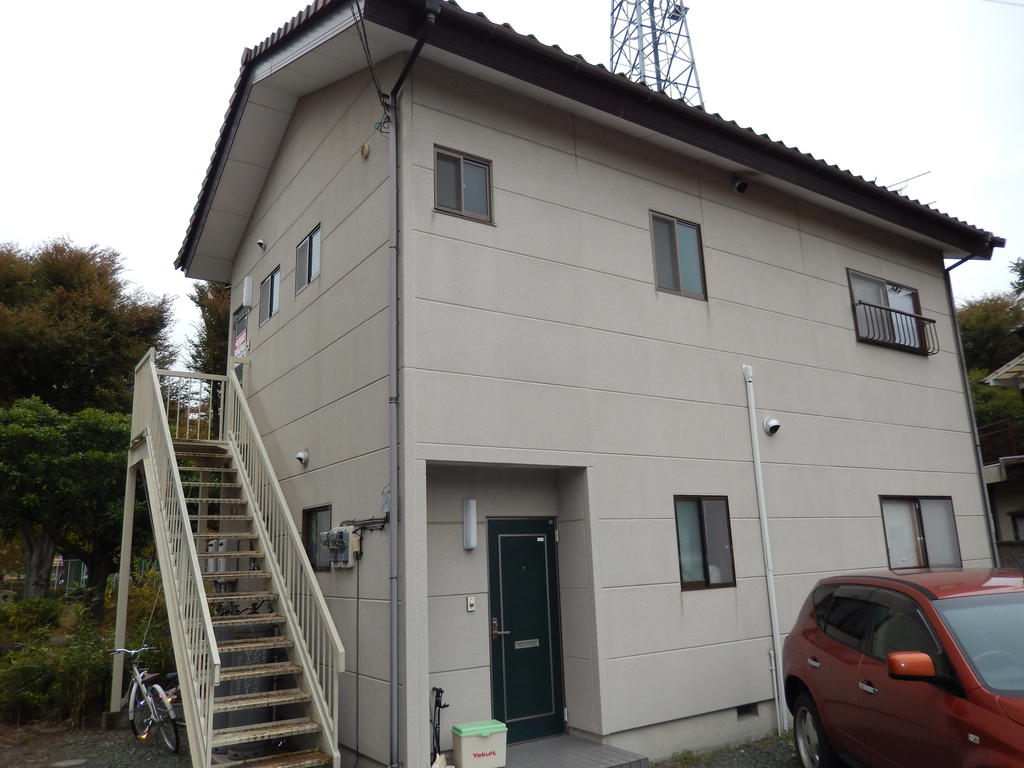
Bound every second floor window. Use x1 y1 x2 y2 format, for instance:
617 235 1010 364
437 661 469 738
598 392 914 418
651 212 706 299
259 266 280 325
848 269 937 354
295 225 321 294
435 148 492 222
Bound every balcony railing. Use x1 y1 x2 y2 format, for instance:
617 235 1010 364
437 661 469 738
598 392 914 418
853 301 938 355
979 417 1024 465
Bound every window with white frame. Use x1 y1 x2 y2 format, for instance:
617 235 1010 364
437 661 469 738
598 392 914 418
881 497 962 569
295 225 321 294
259 267 281 325
434 148 492 222
651 212 706 299
674 496 735 590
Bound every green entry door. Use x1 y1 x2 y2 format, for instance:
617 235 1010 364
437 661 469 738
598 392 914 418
487 518 564 743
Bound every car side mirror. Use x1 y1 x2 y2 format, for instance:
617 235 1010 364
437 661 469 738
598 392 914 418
887 651 936 681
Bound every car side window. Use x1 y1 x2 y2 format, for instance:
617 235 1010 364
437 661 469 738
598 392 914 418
813 585 838 630
823 591 878 651
867 590 950 675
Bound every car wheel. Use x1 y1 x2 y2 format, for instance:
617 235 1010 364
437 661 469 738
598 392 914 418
793 692 839 768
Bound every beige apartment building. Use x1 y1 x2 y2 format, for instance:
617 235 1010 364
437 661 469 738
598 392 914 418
156 1 1005 767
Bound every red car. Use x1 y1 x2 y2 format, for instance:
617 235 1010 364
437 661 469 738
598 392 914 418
783 568 1024 768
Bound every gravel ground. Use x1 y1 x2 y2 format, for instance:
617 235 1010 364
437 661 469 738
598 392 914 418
0 724 800 768
0 722 190 768
654 734 802 768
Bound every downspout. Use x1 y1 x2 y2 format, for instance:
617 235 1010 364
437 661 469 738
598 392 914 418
945 258 1001 566
741 364 787 736
386 4 440 767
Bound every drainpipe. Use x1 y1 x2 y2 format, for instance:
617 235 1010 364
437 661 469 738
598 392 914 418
741 364 787 736
944 259 1001 566
386 4 440 767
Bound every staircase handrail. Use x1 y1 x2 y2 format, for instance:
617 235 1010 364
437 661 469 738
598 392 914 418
221 366 344 760
133 350 222 768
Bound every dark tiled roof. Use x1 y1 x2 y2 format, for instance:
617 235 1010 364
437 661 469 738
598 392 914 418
177 0 1003 270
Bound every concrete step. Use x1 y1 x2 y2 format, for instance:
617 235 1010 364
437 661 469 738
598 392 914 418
211 614 286 629
214 688 312 713
207 591 277 603
218 636 294 654
215 749 331 768
203 570 270 581
212 717 320 748
218 662 303 683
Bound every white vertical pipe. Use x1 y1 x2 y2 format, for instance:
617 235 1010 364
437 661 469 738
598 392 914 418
741 364 787 735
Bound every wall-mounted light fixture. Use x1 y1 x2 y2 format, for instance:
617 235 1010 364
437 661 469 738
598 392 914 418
463 498 477 550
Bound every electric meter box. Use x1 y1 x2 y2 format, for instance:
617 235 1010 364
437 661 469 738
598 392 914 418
452 720 507 768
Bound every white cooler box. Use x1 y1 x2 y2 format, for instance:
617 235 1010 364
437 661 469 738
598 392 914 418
452 720 508 768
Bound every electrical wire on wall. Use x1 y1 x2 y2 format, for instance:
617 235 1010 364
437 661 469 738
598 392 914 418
353 0 390 134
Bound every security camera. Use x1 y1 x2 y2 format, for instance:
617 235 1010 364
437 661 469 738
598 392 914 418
256 239 266 250
762 417 781 436
731 177 749 195
296 449 310 466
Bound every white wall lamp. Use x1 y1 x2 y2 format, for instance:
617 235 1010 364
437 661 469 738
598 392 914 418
463 498 477 551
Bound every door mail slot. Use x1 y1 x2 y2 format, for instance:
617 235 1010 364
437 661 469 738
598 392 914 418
513 638 539 650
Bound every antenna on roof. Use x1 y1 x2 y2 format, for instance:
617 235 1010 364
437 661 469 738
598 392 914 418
610 1 704 108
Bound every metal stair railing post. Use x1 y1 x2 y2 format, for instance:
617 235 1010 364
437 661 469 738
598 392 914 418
134 351 222 768
222 367 344 765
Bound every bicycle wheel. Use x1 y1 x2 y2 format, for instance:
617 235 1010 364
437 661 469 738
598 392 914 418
150 684 179 753
127 682 147 737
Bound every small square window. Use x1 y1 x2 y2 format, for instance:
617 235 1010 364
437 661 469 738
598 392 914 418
259 267 281 325
295 225 321 294
303 505 332 571
881 497 961 569
674 496 735 590
651 212 706 299
435 148 492 222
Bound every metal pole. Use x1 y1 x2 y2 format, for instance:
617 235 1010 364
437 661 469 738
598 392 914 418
110 462 138 713
741 364 787 735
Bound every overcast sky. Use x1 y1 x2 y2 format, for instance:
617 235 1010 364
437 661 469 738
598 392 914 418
2 0 1021 360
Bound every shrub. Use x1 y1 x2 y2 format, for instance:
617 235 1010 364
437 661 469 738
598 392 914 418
0 597 60 647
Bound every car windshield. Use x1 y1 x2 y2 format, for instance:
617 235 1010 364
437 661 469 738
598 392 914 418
935 591 1024 695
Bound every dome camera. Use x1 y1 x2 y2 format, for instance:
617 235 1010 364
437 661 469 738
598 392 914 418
731 177 749 195
762 417 781 436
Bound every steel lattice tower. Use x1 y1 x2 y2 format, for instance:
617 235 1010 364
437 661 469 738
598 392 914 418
610 1 703 108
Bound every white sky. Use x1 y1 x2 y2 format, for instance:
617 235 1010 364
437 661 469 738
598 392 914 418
1 0 1021 357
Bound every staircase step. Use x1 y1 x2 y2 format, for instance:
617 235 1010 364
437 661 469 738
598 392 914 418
177 451 233 459
207 590 277 602
212 717 320 748
196 549 263 558
195 532 257 539
218 636 294 654
185 497 247 505
214 688 312 713
214 749 331 768
181 480 242 488
218 662 303 682
212 614 286 628
203 570 271 581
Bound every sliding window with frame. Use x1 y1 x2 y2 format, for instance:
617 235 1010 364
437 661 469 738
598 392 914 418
880 496 961 569
674 496 736 590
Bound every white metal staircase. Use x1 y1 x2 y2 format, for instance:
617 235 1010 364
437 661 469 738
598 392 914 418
118 350 344 768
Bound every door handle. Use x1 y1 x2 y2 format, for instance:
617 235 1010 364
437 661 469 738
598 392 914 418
807 657 822 669
858 681 878 695
491 618 511 640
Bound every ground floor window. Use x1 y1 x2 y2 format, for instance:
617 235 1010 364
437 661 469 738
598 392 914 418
674 496 735 590
881 497 961 569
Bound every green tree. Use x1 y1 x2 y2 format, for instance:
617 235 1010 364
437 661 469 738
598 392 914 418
968 369 1024 427
0 240 175 413
0 398 146 617
1011 258 1024 298
185 281 230 375
956 292 1024 374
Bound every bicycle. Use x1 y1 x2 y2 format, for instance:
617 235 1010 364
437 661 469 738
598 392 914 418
109 646 180 753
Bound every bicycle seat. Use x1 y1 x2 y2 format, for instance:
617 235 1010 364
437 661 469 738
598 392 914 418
142 671 161 684
165 672 178 686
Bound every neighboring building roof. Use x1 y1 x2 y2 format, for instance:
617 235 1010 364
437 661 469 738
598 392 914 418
985 352 1024 388
176 0 1005 278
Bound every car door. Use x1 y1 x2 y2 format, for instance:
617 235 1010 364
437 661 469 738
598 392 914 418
855 589 964 768
806 585 879 758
